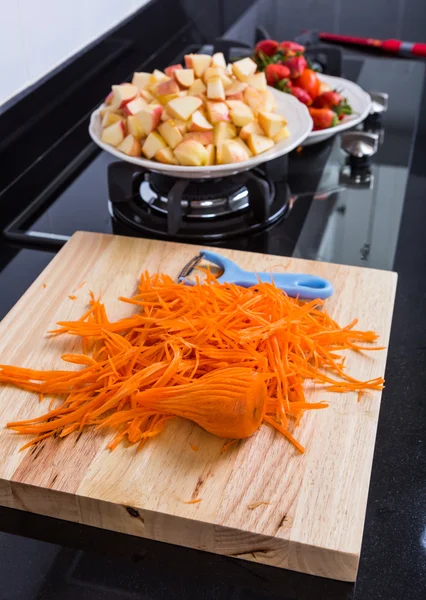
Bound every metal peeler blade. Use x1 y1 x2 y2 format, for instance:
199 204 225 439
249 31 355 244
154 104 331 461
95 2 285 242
178 252 205 281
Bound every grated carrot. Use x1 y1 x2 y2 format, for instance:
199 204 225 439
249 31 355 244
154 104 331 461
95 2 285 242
68 295 77 301
190 444 199 452
0 272 385 454
183 499 202 504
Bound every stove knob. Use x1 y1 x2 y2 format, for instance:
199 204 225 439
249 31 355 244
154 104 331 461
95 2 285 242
342 131 378 165
369 92 389 115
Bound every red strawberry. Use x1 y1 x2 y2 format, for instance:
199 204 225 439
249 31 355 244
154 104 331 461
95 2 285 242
254 39 279 57
308 107 338 130
291 86 312 106
282 55 307 78
278 41 305 56
313 91 353 117
265 63 291 86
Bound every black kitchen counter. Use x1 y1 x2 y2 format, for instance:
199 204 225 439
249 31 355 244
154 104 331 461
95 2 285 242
0 1 425 599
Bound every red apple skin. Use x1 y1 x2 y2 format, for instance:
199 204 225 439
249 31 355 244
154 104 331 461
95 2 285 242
165 64 183 77
156 79 180 96
184 55 193 68
183 131 214 146
137 105 163 134
226 92 244 101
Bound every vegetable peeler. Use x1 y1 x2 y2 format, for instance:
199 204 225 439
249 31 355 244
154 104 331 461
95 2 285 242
178 250 334 300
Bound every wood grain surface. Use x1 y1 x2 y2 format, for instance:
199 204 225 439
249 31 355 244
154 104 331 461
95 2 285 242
0 232 397 581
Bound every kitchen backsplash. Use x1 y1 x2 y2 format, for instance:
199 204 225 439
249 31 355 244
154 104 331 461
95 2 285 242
0 0 150 106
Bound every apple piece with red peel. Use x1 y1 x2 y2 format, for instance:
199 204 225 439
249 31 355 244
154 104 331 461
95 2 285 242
211 52 226 69
246 132 274 155
191 54 212 78
243 86 264 116
135 104 163 135
225 81 247 97
155 147 178 165
184 54 193 68
156 79 180 97
127 115 146 140
165 64 183 77
258 111 287 138
232 57 257 82
117 134 141 157
167 96 202 120
247 73 267 91
183 131 214 146
142 132 167 159
122 96 148 116
230 103 254 127
239 121 264 141
174 69 194 88
147 70 169 91
188 78 207 96
110 83 138 109
273 126 290 143
156 92 180 105
101 112 123 128
161 108 172 122
132 72 151 91
101 121 126 147
206 101 230 124
139 89 154 103
205 144 215 165
189 110 213 132
220 139 251 164
174 140 208 166
226 92 244 101
203 67 232 86
158 120 184 149
207 77 225 101
213 121 236 145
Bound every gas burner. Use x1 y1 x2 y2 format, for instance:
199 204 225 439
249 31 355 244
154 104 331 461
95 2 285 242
139 172 250 219
108 159 290 241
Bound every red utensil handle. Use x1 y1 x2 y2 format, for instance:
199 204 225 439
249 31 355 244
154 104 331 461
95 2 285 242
320 33 426 57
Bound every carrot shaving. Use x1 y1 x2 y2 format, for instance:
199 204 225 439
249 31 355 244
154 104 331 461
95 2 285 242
190 444 199 452
247 501 271 510
75 280 86 291
68 295 77 301
0 272 385 454
42 283 47 289
183 499 202 504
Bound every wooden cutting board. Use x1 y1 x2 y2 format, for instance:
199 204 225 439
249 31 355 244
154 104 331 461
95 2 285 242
0 232 397 581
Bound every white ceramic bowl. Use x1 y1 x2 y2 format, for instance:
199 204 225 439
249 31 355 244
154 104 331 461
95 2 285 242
302 74 372 146
89 87 312 179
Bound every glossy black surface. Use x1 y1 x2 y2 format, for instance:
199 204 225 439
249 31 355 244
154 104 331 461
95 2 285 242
0 1 426 599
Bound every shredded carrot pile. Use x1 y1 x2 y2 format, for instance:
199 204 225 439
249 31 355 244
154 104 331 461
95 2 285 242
0 272 384 454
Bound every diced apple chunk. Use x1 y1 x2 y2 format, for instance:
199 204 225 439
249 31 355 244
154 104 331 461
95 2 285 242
174 140 208 166
117 134 141 157
258 111 287 138
188 78 207 96
155 147 178 164
246 133 274 155
206 101 230 124
230 103 254 127
183 131 214 146
207 77 225 101
243 86 264 115
190 54 212 78
174 69 194 88
261 88 277 112
234 137 253 158
142 132 167 159
110 83 138 109
139 89 154 103
135 105 163 135
127 115 146 140
156 79 180 98
101 112 123 128
225 81 247 97
122 97 148 116
273 126 290 143
211 52 226 69
247 72 267 91
239 121 264 141
132 72 151 91
220 139 251 164
190 110 213 132
158 120 184 149
232 57 257 82
213 122 237 145
203 68 232 89
165 64 182 77
101 121 126 147
205 144 215 165
167 96 202 120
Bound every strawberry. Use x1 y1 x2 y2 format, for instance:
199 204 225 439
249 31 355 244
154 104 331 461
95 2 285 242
308 107 338 130
282 55 307 78
313 91 353 116
254 39 279 57
265 63 291 86
291 86 312 106
278 41 305 56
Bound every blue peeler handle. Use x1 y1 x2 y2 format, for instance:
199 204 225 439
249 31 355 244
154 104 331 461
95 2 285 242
200 250 334 300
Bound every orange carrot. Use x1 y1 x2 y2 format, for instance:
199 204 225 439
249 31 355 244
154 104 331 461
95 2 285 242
0 272 385 454
68 295 77 301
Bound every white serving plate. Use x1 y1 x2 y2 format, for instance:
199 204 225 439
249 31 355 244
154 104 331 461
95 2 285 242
302 74 372 146
89 87 312 179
